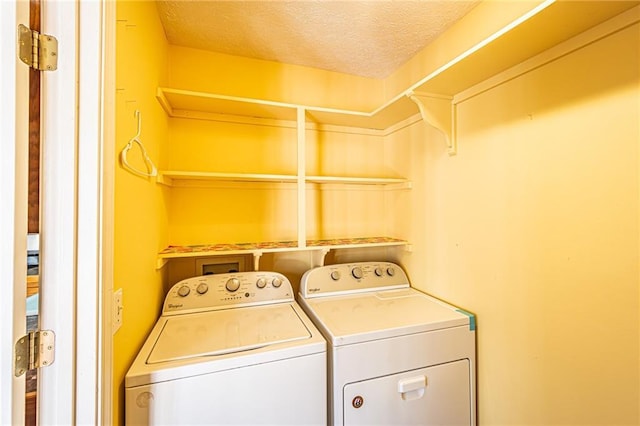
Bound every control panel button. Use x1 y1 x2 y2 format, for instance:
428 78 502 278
225 278 241 292
177 285 190 297
330 271 341 281
272 277 283 288
387 267 395 277
196 283 209 295
374 267 384 277
256 278 267 289
351 267 364 279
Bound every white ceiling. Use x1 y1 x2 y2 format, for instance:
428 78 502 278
156 1 480 79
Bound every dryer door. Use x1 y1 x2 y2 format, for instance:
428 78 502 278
343 359 471 426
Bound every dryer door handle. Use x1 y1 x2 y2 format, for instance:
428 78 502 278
398 375 427 400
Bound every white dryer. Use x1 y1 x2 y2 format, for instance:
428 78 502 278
298 262 476 426
126 271 326 425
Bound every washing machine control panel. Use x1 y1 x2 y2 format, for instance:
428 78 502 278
300 261 409 298
163 271 294 315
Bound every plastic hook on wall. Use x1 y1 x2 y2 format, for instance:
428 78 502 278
120 110 158 178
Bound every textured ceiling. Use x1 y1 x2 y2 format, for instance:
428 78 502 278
156 1 480 79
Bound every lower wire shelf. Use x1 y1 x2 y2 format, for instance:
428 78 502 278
157 236 409 270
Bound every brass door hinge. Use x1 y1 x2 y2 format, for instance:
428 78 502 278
14 330 55 377
18 24 58 71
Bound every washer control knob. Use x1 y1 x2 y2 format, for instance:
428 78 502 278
351 267 364 279
225 278 241 292
272 277 283 288
387 267 396 277
196 283 209 295
374 267 384 277
177 285 190 297
256 278 267 289
330 271 341 281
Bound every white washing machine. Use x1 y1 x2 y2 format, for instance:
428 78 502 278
125 271 326 425
298 262 476 426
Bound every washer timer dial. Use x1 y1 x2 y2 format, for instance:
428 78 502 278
225 278 241 292
256 278 267 289
351 267 364 279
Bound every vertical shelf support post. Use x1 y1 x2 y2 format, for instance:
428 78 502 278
311 248 330 268
252 251 263 271
296 107 306 248
406 91 457 156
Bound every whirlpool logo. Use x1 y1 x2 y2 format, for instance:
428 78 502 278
308 287 321 293
167 303 183 309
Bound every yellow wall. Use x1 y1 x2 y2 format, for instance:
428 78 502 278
112 4 393 424
164 46 404 247
168 45 383 111
402 22 639 424
113 1 169 423
112 1 640 424
165 117 299 245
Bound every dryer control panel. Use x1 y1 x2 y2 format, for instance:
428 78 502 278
300 262 409 298
163 271 294 315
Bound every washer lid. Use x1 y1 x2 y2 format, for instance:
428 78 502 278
305 288 470 346
147 303 312 364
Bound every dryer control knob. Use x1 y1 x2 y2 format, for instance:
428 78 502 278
196 283 208 295
387 267 396 277
256 278 267 289
177 285 190 297
272 277 283 288
225 278 241 292
351 267 364 279
330 271 341 281
374 267 384 277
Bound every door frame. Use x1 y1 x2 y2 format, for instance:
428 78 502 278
1 1 114 424
40 0 115 423
74 0 115 423
0 0 29 423
38 1 115 424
